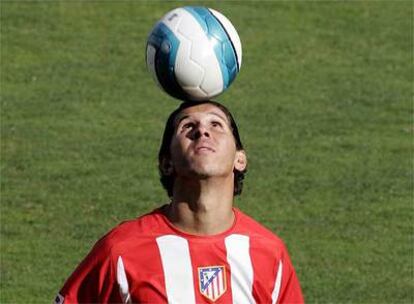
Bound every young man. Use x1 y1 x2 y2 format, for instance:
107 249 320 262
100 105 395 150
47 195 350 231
55 101 304 304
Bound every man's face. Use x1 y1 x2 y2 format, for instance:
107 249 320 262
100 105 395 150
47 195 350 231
168 103 246 179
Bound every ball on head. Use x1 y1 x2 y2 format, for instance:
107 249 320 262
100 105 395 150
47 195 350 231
146 6 242 101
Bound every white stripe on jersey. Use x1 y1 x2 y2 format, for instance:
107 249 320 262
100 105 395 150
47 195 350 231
156 235 196 304
225 234 255 304
117 256 132 304
271 260 283 304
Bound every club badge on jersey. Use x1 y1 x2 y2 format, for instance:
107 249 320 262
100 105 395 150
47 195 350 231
198 266 227 302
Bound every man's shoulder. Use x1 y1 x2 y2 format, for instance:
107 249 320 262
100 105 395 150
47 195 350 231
93 206 169 252
234 208 287 248
118 206 167 233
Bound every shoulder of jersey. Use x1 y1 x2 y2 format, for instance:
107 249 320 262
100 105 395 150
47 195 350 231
235 209 286 247
93 208 166 250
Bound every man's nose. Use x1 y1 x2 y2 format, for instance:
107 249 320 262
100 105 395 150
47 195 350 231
193 124 210 139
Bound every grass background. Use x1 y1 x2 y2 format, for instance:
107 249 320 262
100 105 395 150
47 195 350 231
1 0 413 302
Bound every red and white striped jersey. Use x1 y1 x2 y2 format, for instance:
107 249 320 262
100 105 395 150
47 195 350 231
55 206 304 304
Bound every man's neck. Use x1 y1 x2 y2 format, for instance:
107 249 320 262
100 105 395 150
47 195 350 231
165 176 235 235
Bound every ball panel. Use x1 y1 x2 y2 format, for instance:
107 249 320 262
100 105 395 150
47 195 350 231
169 8 207 88
147 22 187 100
175 42 205 88
203 9 238 89
160 8 185 32
196 50 224 98
173 7 223 99
181 87 208 101
184 6 228 90
185 7 238 89
209 8 242 70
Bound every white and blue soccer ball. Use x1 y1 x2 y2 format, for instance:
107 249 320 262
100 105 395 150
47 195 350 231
146 6 242 101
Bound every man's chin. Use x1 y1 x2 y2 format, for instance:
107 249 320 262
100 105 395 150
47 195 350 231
188 170 212 179
186 166 216 179
177 163 224 179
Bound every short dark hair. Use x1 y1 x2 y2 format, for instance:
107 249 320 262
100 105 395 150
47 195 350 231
158 100 246 197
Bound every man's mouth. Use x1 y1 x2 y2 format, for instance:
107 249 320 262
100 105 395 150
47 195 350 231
195 146 215 153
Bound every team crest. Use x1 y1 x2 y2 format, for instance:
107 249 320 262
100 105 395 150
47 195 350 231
198 265 227 302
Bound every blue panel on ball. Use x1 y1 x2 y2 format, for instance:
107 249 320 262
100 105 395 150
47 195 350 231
184 6 238 89
183 6 209 33
147 22 188 100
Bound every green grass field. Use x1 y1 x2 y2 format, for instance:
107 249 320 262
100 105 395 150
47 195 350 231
1 1 412 302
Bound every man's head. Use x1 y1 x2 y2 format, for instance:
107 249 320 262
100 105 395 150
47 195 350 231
158 100 247 197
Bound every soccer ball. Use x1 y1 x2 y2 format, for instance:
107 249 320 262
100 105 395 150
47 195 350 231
146 6 242 101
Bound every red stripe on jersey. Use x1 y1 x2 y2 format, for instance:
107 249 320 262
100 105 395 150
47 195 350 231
249 234 282 303
113 239 168 302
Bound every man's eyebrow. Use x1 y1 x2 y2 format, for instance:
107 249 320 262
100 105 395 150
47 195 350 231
176 114 189 125
208 112 229 123
175 112 229 125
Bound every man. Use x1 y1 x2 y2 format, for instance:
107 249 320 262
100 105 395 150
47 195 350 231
55 100 304 304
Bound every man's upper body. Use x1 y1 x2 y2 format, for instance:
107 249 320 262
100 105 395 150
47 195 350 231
56 206 303 304
55 101 304 303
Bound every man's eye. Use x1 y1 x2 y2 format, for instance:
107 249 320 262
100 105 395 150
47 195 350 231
211 121 222 127
182 122 194 130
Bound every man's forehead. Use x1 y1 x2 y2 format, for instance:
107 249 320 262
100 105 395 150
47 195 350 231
174 104 230 124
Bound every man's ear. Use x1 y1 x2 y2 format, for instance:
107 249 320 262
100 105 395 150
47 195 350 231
234 150 247 171
160 157 174 176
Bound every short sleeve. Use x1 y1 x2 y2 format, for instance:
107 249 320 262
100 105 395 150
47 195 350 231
55 238 122 304
276 245 304 304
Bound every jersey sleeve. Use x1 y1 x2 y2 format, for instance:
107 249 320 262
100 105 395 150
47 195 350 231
54 237 122 304
276 245 304 304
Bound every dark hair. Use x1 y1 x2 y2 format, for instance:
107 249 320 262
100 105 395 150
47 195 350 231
158 100 246 197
